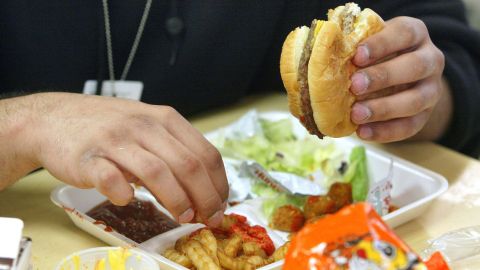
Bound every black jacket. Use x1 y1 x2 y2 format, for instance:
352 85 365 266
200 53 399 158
1 0 479 157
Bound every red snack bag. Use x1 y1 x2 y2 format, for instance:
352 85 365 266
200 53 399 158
424 252 450 270
283 203 449 269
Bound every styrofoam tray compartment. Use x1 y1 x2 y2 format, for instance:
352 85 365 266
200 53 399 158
205 111 448 228
139 212 286 270
50 111 448 270
51 185 287 270
50 186 187 248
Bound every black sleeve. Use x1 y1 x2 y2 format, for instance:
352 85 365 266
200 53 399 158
247 1 325 94
252 0 480 158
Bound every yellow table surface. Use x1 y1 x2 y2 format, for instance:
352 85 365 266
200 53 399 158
1 93 480 269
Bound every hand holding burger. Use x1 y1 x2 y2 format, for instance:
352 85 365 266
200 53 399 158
280 2 448 142
350 16 446 142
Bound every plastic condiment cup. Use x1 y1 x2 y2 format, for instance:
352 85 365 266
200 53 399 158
55 247 159 270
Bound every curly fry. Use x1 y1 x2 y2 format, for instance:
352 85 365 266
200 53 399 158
199 229 220 266
175 235 189 254
217 238 228 250
163 248 193 268
242 241 267 258
244 255 270 268
184 240 221 270
270 242 290 262
224 233 243 258
218 249 254 270
220 215 238 231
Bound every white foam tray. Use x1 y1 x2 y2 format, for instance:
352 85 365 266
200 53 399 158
50 111 448 270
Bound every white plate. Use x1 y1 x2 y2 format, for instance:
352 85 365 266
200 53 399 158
50 111 448 270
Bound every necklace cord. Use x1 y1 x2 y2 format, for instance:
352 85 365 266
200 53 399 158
120 0 152 80
101 0 152 82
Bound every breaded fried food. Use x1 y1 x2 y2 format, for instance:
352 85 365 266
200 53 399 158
327 182 353 211
303 195 336 219
270 205 305 232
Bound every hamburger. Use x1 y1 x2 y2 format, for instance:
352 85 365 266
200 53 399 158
280 3 385 138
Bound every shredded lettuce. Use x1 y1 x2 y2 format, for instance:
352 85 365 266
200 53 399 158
216 118 344 183
259 118 296 143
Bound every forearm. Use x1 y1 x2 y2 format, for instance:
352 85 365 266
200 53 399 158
0 95 40 189
411 78 453 141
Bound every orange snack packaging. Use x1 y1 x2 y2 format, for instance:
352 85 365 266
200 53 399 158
283 203 449 270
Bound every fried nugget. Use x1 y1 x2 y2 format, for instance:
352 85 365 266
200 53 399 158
327 182 353 211
270 205 305 232
303 195 336 219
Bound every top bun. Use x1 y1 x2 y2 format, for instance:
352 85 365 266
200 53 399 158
280 3 385 138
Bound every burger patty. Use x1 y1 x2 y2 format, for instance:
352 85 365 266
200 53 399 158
297 20 324 139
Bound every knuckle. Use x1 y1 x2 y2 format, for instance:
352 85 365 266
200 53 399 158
170 196 191 214
405 117 420 136
398 17 426 44
371 126 393 142
128 114 156 130
203 146 224 171
433 82 442 102
369 35 388 59
97 169 121 191
413 18 428 36
103 129 128 146
399 18 417 44
434 47 445 71
160 106 179 120
368 66 390 88
371 101 390 121
383 126 397 141
181 155 202 175
424 83 441 106
412 90 427 113
199 195 220 216
141 161 165 181
380 126 404 142
411 51 429 76
159 106 182 129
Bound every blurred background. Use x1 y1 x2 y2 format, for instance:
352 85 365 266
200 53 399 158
464 0 480 29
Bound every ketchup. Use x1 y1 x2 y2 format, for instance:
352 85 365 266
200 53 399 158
87 199 179 243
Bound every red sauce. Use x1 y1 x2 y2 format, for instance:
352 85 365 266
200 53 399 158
223 214 275 256
86 199 179 243
388 204 399 213
63 206 74 212
93 220 106 225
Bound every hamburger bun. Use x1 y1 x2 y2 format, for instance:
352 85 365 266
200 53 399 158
280 3 385 138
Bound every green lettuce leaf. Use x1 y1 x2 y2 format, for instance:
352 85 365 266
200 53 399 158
343 146 370 202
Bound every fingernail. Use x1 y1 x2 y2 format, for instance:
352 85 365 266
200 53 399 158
356 45 370 65
358 126 373 139
351 72 369 95
207 210 224 227
178 208 195 223
352 103 372 123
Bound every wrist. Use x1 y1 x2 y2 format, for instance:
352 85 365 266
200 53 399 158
0 94 43 179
